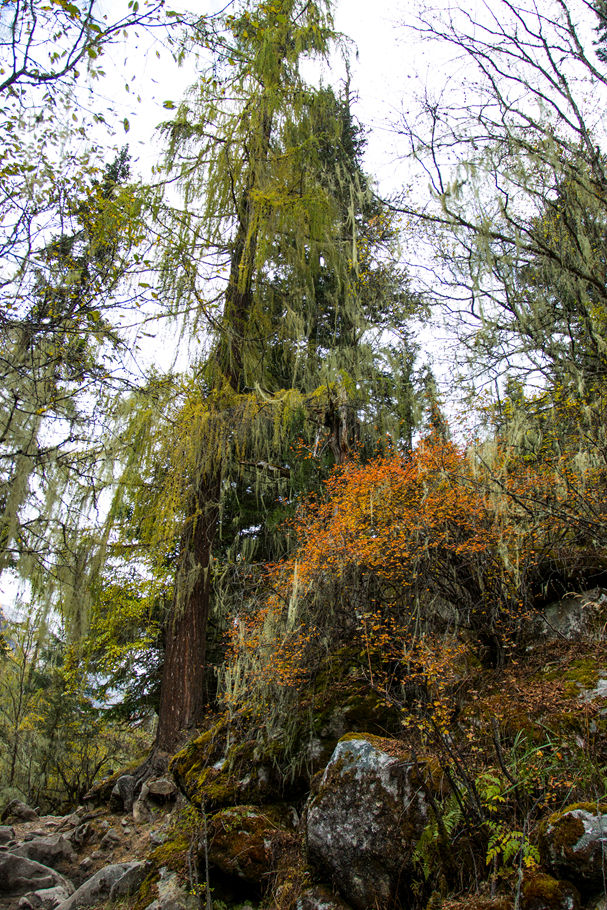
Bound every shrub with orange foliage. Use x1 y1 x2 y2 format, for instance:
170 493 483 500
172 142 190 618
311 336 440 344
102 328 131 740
265 434 532 666
221 429 607 721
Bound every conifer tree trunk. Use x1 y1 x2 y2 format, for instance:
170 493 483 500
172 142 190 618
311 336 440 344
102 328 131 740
155 478 219 749
154 126 271 749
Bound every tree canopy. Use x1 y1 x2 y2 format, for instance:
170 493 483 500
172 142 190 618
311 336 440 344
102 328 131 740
5 0 607 798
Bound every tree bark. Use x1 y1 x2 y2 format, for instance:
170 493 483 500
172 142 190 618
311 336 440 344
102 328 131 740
154 476 219 751
154 108 274 752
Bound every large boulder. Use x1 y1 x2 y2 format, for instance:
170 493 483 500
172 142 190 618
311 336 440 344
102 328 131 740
1 800 38 823
54 862 142 910
537 589 607 641
109 774 137 812
99 827 122 851
108 861 147 900
540 804 607 892
0 854 74 898
170 722 279 813
11 835 76 872
205 804 292 886
521 871 581 910
306 734 428 910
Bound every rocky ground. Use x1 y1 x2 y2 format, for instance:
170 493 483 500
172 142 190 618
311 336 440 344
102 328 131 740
3 590 607 910
0 777 188 910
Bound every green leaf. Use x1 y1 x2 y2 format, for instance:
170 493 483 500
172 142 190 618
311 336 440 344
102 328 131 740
123 118 130 133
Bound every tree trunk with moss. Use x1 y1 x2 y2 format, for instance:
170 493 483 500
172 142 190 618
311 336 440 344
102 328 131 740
155 476 219 749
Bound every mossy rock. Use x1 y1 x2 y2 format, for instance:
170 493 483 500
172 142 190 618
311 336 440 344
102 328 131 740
171 672 403 815
542 801 607 828
306 733 428 910
171 723 283 812
171 647 403 817
539 803 607 893
205 803 295 887
148 833 190 872
334 730 408 751
546 657 602 699
133 832 191 910
521 871 580 910
170 718 229 801
533 652 607 705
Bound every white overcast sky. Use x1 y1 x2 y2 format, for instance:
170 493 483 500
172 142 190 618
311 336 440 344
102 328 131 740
91 0 421 194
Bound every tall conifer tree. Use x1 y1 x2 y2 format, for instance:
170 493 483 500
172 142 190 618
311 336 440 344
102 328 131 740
144 0 420 750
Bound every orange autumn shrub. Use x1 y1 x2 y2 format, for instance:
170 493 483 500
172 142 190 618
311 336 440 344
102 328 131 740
268 435 531 661
221 429 607 719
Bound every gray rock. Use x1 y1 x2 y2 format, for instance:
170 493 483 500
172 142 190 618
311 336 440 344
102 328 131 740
99 826 121 850
66 824 89 849
143 871 196 910
133 782 153 825
144 898 187 910
1 799 39 822
11 834 76 871
110 774 137 812
541 806 607 892
133 801 153 824
0 853 74 897
55 862 142 910
21 885 72 909
306 735 428 910
0 825 15 844
146 778 178 802
108 860 147 900
582 677 607 702
538 588 607 641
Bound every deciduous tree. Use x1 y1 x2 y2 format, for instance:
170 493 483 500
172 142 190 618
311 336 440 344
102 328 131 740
396 0 607 404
